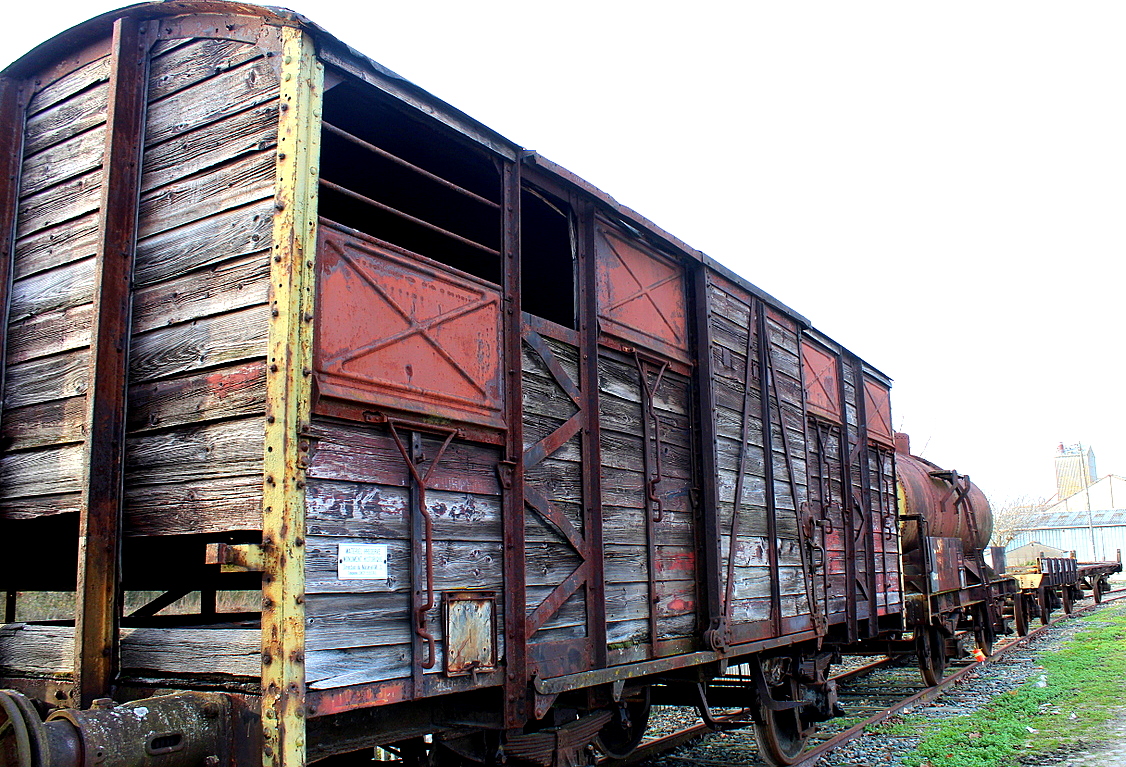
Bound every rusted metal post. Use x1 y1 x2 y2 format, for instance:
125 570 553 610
263 25 322 767
579 200 608 667
755 300 782 636
74 16 149 708
850 358 878 637
0 76 27 443
835 352 858 643
692 265 725 650
500 158 528 728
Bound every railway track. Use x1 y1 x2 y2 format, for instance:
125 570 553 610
614 587 1126 767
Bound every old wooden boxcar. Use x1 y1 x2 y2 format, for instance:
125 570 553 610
0 3 902 766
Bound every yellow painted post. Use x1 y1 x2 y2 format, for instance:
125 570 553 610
263 25 322 767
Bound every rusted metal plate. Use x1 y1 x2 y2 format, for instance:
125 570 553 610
594 223 689 362
315 222 505 429
863 378 894 445
444 591 497 676
801 341 841 421
928 537 965 593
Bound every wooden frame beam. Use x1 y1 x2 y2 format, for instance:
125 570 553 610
74 16 150 708
262 25 322 767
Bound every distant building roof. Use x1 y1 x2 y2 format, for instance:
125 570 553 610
1018 507 1126 531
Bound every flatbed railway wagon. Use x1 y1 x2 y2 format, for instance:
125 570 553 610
0 3 903 766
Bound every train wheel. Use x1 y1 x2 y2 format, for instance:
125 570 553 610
1062 587 1074 615
1094 578 1106 604
595 687 651 760
753 674 808 767
1014 593 1030 637
1039 587 1053 626
973 604 994 657
756 653 810 761
916 626 946 687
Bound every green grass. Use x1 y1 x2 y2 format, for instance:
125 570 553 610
889 604 1126 767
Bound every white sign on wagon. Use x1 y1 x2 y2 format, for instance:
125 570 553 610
337 543 389 580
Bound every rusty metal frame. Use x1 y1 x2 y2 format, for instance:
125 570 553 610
767 325 822 636
693 264 725 651
578 198 608 668
834 351 859 643
850 358 879 638
500 157 528 729
755 299 783 636
73 16 151 708
0 76 27 502
262 25 322 767
721 296 759 639
384 421 458 672
633 351 669 656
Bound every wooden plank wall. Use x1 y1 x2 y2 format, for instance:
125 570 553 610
805 353 900 623
521 334 589 647
0 623 260 679
125 37 278 536
0 52 111 519
0 36 277 532
708 274 811 626
302 420 507 690
598 349 696 659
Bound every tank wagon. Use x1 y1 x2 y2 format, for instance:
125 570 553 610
0 3 1049 767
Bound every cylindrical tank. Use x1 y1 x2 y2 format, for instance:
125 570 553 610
895 433 993 554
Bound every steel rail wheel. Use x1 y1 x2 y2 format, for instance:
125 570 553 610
753 674 810 766
1014 592 1030 636
1039 587 1053 626
916 625 946 687
595 687 652 760
973 604 994 657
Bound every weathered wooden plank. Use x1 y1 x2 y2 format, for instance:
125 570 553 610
602 544 698 585
149 38 265 103
12 211 99 280
126 361 266 434
129 303 269 383
125 418 263 486
599 427 693 478
0 623 260 678
305 591 508 653
6 302 92 364
0 396 86 451
144 57 278 148
141 101 277 193
523 412 583 461
133 198 274 287
598 394 692 450
20 124 106 197
305 644 414 689
0 443 84 499
521 371 579 423
2 347 89 410
23 82 109 156
16 168 102 240
598 356 690 416
137 150 275 240
132 251 269 334
601 505 694 548
306 422 502 497
0 493 81 519
26 57 111 117
8 255 95 322
123 474 262 535
306 479 502 541
305 536 506 595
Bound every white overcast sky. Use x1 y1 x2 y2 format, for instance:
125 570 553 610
3 1 1123 504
